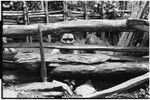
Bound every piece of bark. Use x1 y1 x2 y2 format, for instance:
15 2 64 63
50 62 149 78
82 72 149 98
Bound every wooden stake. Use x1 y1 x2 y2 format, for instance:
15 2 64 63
38 24 47 82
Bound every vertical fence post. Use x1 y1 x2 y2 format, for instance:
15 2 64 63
23 1 29 43
38 25 47 82
45 1 51 43
41 0 44 11
63 1 68 21
23 1 32 43
83 1 88 20
45 1 49 23
23 1 28 25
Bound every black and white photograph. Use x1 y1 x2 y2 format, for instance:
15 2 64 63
2 0 149 99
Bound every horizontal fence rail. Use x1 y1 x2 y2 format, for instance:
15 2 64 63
3 43 149 53
3 19 149 37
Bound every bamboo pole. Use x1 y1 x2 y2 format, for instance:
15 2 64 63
38 24 47 82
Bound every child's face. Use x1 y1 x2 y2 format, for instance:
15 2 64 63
61 33 74 44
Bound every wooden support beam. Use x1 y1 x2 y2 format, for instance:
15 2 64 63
37 25 47 82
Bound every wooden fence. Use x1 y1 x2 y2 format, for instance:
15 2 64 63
3 19 149 82
2 1 148 82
